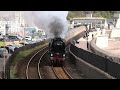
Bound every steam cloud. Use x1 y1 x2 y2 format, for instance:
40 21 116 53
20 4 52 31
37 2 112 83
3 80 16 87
48 16 64 37
28 11 68 38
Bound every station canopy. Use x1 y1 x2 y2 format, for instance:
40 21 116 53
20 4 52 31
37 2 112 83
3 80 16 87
72 17 106 24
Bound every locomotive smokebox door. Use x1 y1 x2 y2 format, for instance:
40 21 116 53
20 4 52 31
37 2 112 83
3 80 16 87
48 37 66 66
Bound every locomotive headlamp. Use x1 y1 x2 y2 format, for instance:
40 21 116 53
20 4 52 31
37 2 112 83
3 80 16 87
63 54 65 57
51 54 53 56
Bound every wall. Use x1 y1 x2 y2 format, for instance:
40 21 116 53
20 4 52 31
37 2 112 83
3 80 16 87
110 28 120 38
90 38 120 78
90 38 120 63
96 35 108 48
65 26 86 41
69 44 115 79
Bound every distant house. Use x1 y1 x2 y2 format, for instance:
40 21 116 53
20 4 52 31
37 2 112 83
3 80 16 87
24 27 37 36
38 29 46 36
70 17 106 29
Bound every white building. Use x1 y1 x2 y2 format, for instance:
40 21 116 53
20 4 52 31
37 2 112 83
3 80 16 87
38 28 46 36
0 11 26 36
70 16 106 29
0 20 16 35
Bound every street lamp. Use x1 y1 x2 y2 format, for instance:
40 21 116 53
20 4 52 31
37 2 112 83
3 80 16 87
2 17 9 79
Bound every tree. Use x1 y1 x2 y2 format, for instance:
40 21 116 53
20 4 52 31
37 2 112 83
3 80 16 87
93 11 102 17
67 11 76 20
67 11 86 20
67 11 118 19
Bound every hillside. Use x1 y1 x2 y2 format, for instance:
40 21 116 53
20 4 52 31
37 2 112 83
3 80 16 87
67 11 120 20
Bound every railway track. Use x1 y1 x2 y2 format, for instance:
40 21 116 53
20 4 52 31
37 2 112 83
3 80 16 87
26 46 48 79
38 50 48 79
52 66 73 79
25 45 73 79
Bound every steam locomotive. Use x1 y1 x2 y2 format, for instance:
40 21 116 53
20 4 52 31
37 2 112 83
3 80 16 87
48 37 66 66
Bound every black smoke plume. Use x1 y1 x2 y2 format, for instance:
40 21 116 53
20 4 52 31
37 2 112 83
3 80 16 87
48 16 64 38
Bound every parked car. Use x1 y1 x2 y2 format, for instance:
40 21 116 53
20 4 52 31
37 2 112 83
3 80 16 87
41 35 47 40
25 36 32 41
0 35 4 41
5 44 19 54
7 35 21 41
24 40 36 45
0 47 8 57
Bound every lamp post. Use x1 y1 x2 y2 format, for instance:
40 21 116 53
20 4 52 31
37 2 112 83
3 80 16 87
2 17 9 79
5 23 9 36
24 25 26 46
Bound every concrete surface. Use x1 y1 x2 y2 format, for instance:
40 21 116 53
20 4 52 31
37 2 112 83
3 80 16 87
96 35 108 48
75 31 93 50
110 28 120 38
75 37 88 50
102 38 120 55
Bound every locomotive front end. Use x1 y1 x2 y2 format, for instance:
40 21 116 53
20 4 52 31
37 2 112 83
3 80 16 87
48 37 66 66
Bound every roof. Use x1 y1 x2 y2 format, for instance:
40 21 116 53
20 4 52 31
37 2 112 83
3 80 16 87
72 17 106 20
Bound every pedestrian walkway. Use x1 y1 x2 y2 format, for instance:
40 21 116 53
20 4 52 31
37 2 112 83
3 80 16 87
75 37 88 50
75 33 93 51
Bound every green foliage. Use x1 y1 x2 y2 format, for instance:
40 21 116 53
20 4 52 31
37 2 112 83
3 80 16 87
67 11 118 19
67 11 86 20
10 66 16 79
10 43 48 79
0 41 5 47
100 11 111 19
67 11 76 20
93 11 102 17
